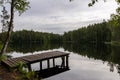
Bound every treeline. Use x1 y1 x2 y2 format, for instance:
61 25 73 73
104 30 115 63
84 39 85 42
0 30 62 44
1 20 120 44
108 20 120 41
63 21 111 43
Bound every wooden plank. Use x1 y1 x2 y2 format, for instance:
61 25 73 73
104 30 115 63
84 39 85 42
7 59 17 67
3 60 13 67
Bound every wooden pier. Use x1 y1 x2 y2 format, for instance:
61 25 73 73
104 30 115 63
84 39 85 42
2 51 70 71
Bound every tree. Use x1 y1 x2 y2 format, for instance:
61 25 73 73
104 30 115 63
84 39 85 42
0 0 30 55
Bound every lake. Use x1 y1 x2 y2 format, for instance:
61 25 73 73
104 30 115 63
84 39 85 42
6 43 120 80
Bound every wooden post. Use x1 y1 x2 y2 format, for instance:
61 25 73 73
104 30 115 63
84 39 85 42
28 64 32 71
61 56 65 68
47 59 50 68
53 58 55 67
40 61 42 70
66 55 69 68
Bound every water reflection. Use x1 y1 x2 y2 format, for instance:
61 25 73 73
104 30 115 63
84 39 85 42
107 62 120 75
7 43 120 79
8 43 62 53
117 65 120 75
63 43 111 61
63 43 120 76
37 66 70 79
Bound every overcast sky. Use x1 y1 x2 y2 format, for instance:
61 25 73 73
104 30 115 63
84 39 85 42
1 0 118 34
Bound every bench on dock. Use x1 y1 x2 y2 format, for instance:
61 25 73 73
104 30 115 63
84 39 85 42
2 51 70 71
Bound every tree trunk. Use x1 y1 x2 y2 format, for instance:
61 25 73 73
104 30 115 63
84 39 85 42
0 0 14 55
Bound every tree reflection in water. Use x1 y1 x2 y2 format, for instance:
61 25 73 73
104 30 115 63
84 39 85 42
63 43 120 76
108 62 120 75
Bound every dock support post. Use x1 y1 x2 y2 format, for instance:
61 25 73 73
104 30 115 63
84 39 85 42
53 58 55 67
40 61 42 70
61 56 65 68
66 55 69 68
28 64 32 71
47 59 50 69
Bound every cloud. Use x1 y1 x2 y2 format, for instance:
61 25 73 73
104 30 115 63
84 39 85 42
14 19 103 34
12 0 118 34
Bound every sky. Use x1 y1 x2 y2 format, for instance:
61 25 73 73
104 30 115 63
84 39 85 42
1 0 119 34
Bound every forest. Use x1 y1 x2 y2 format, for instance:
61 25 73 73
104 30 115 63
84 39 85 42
0 30 62 44
0 20 120 45
63 21 111 43
63 20 120 43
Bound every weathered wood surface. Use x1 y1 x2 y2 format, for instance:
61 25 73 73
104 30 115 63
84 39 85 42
2 51 69 68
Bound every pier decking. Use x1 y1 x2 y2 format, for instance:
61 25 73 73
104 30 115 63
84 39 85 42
2 51 69 70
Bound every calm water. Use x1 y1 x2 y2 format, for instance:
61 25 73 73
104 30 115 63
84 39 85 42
7 43 120 80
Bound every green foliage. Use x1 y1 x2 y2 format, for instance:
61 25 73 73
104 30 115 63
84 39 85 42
15 61 39 80
110 0 120 28
0 54 7 63
16 61 27 72
0 30 62 44
0 32 7 43
63 21 111 43
88 0 98 7
0 0 30 15
21 71 38 80
0 6 10 32
0 43 3 50
14 0 30 15
108 19 120 41
0 0 30 32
